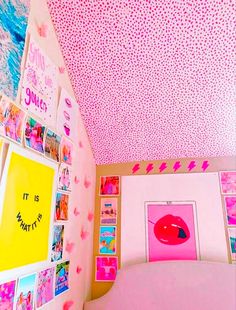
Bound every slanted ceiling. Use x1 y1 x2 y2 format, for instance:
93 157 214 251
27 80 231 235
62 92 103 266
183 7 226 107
48 0 236 164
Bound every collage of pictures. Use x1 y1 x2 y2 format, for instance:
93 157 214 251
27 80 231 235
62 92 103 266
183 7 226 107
96 176 120 281
0 33 79 309
220 171 236 263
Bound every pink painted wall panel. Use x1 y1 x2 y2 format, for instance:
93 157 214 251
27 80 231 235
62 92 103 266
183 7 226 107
48 0 236 164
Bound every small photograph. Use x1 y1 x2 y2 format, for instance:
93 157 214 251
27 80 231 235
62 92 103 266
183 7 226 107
24 117 46 154
225 196 236 226
55 192 69 221
61 137 73 166
0 279 16 310
99 226 116 255
95 256 118 282
55 261 70 296
228 228 236 261
44 129 61 162
36 267 55 309
58 163 72 192
16 273 36 310
220 171 236 194
100 198 118 225
51 225 64 262
3 102 26 144
100 176 120 196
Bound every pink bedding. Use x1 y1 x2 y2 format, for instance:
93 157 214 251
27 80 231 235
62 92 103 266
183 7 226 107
84 261 236 310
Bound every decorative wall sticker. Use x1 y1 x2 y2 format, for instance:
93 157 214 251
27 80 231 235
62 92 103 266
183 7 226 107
188 161 196 172
24 116 46 154
0 280 16 310
132 163 140 174
99 176 120 196
159 162 167 173
0 145 56 271
146 202 198 261
95 256 118 282
63 300 74 310
21 37 58 125
58 66 65 74
224 196 236 226
0 0 29 99
16 273 36 310
78 141 83 148
65 240 75 254
87 211 94 222
80 227 89 240
36 23 48 38
55 192 69 221
51 225 64 262
55 261 70 296
84 176 91 189
202 160 209 172
73 207 80 216
76 265 82 274
74 175 79 184
146 163 154 174
36 267 55 308
44 129 61 162
173 161 181 172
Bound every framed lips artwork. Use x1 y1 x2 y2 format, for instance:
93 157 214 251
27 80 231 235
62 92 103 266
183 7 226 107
145 201 199 261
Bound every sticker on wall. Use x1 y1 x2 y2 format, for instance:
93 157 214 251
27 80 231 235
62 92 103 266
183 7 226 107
100 198 118 225
95 256 118 282
16 273 36 310
21 36 58 125
55 261 70 296
56 88 79 142
99 226 117 255
55 192 69 221
51 225 64 262
0 279 16 310
44 129 61 162
36 267 55 309
24 116 46 154
0 144 56 271
228 228 236 261
220 171 236 194
58 163 72 192
99 176 120 196
224 196 236 226
61 137 73 166
145 201 199 261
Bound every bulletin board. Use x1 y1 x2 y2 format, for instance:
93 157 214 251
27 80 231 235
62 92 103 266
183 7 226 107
0 144 57 271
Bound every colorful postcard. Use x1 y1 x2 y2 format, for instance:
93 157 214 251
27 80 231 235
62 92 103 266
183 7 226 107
0 0 29 99
220 171 236 194
55 192 69 221
21 37 57 124
99 226 116 255
61 137 73 166
51 225 64 262
55 261 70 296
95 256 118 282
16 273 36 310
44 129 61 162
100 176 120 196
228 228 236 261
24 117 46 154
225 196 236 226
58 163 72 192
146 202 199 261
56 88 79 142
36 267 55 309
0 94 10 135
2 101 26 144
100 198 118 225
0 280 16 310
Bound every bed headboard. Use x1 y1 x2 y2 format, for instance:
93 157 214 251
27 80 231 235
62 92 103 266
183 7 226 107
84 261 236 310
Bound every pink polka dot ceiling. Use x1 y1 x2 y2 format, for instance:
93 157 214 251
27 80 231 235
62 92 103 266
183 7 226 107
48 0 236 165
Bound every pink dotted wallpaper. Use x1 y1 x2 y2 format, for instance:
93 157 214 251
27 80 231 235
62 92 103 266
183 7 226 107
47 0 236 164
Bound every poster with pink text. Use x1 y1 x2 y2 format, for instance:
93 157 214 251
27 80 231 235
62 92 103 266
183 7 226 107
220 171 236 194
95 256 118 282
21 36 57 125
146 202 199 261
56 88 79 142
0 280 16 310
36 267 55 309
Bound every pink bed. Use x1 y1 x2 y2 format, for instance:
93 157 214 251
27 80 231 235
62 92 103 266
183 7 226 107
84 261 236 310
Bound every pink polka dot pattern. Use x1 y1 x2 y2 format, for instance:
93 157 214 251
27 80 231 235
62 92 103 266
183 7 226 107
47 0 236 164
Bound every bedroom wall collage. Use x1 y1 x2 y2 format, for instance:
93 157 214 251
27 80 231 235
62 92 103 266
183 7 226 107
92 156 236 299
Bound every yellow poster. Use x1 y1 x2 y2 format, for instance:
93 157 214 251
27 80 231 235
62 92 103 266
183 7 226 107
0 145 56 271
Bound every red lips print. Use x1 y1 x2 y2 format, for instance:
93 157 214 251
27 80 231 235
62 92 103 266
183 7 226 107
153 214 190 245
